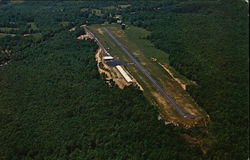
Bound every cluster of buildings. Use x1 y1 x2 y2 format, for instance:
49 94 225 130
102 53 132 83
114 15 126 30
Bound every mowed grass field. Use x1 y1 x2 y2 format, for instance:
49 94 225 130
117 24 194 84
88 24 208 128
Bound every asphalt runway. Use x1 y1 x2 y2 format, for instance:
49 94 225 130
102 27 193 118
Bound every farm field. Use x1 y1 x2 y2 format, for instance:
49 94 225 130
88 24 208 128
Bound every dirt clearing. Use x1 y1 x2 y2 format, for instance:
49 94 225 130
158 62 187 90
97 28 104 35
95 48 142 90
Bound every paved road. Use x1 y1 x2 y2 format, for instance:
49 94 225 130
102 27 193 118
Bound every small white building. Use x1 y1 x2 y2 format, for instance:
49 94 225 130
116 65 132 83
103 56 114 61
69 27 76 32
114 15 122 19
80 24 87 28
117 20 122 24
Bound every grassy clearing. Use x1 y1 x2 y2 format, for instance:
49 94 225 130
107 24 206 111
124 25 170 64
88 24 208 128
122 25 193 84
89 25 131 63
108 25 189 85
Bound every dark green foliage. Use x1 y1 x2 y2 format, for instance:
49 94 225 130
0 1 249 159
0 30 201 160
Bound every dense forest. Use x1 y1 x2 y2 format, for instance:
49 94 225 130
0 1 201 160
0 27 204 159
0 1 249 160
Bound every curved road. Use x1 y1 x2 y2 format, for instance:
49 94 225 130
102 27 193 118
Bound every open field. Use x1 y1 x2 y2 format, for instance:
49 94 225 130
88 24 208 128
113 25 195 86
